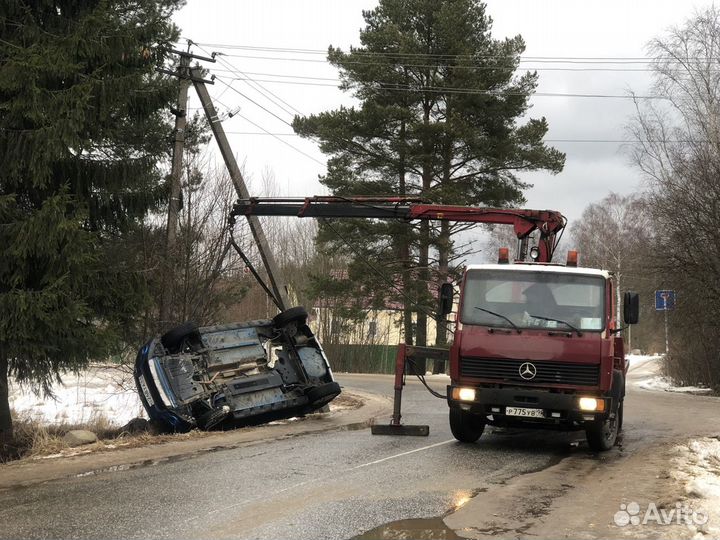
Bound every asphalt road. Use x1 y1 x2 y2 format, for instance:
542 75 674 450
1 367 718 540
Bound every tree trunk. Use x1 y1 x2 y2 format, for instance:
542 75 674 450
432 123 453 374
433 220 451 373
415 98 433 371
398 117 414 346
417 220 429 354
400 240 414 346
0 356 13 449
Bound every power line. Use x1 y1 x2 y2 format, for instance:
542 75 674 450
217 76 664 99
207 65 686 74
213 76 295 127
184 73 324 167
221 132 707 144
195 46 340 168
195 44 303 119
191 41 713 63
231 112 325 166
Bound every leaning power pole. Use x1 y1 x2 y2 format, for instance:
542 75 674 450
159 50 291 316
159 50 192 328
190 66 290 310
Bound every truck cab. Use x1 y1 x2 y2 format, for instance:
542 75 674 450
446 253 639 451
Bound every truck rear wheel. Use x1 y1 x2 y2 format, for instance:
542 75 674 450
449 408 485 443
585 400 622 451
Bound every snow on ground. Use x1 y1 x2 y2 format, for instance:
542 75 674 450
671 438 720 539
627 354 713 395
9 365 145 427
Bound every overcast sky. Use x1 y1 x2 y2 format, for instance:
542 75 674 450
173 0 706 250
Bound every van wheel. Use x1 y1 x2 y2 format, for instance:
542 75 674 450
449 408 485 443
306 381 341 408
273 307 308 328
161 322 199 352
585 401 621 451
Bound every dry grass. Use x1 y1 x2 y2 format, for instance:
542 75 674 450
1 411 121 462
2 392 361 463
1 411 215 463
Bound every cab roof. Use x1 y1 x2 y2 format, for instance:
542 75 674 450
465 263 611 279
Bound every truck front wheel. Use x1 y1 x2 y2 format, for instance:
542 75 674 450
449 408 485 443
585 400 622 451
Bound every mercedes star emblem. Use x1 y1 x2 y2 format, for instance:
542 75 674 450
518 362 537 380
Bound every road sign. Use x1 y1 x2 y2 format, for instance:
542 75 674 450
655 290 676 311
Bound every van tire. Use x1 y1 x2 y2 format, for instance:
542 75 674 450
273 307 308 328
306 381 341 408
161 322 199 352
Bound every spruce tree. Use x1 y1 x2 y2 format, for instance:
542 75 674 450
295 0 565 356
0 0 182 447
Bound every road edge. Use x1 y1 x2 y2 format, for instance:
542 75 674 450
0 388 392 490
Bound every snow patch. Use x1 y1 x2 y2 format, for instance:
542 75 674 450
625 353 663 366
636 376 712 394
671 437 720 538
626 354 713 394
9 365 145 427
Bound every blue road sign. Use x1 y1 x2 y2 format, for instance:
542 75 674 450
655 290 676 311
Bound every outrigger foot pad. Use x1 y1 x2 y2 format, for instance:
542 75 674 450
371 423 429 436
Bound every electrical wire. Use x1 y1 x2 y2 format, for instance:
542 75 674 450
190 41 716 63
207 65 681 74
203 75 324 166
231 112 325 166
201 51 715 74
216 132 703 144
213 76 295 128
195 43 303 118
211 76 665 99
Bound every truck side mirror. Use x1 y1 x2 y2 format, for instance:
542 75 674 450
439 282 454 316
623 291 639 325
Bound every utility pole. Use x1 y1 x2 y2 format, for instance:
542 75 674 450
191 66 290 310
664 307 670 356
159 50 191 329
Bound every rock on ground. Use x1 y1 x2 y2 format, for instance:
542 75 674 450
63 430 98 447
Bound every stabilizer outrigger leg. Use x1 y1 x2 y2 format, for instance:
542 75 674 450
371 344 448 437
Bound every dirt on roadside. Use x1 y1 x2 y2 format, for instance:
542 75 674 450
444 439 707 540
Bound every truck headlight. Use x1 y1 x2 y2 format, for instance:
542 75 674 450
578 397 605 412
453 387 476 401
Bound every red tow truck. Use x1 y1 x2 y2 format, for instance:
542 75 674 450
446 251 638 451
232 196 639 451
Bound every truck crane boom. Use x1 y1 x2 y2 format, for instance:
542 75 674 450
230 196 567 263
228 195 602 440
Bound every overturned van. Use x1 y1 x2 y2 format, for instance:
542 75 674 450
134 307 341 431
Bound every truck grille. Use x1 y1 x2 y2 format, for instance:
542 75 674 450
460 357 600 387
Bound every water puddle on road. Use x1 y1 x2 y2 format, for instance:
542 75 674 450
353 517 461 540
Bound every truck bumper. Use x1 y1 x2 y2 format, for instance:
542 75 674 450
447 385 612 431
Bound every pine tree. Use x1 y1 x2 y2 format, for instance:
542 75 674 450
0 0 183 447
295 0 565 357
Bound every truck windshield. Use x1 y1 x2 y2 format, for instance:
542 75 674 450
461 269 606 332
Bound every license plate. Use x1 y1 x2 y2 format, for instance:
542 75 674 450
138 375 155 407
505 406 544 418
